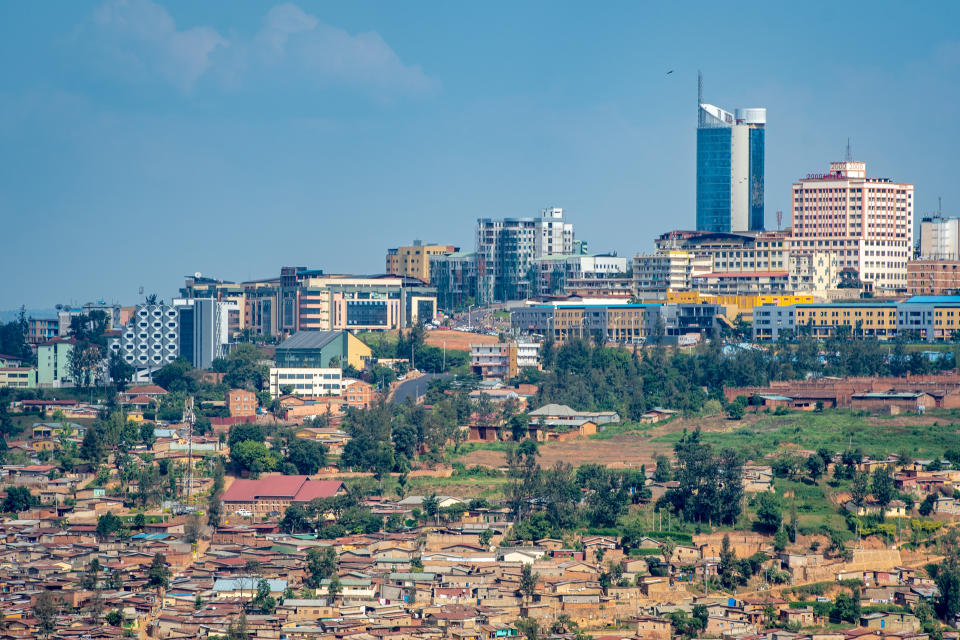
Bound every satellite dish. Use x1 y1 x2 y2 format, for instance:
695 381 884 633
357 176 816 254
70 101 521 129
194 272 202 279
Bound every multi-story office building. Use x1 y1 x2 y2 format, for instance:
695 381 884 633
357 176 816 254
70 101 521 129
632 250 712 297
110 299 236 371
281 271 437 333
269 367 343 398
907 260 960 296
476 207 574 305
430 252 478 312
511 302 719 344
181 268 438 337
791 160 914 292
655 230 793 275
919 216 960 260
386 242 459 282
696 78 765 233
181 273 279 338
529 254 628 298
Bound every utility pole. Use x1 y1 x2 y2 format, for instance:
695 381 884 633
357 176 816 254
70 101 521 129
182 396 195 512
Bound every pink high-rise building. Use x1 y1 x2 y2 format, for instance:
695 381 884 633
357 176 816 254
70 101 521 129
791 160 913 292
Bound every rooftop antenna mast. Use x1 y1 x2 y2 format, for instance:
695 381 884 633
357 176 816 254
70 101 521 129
845 138 853 162
697 71 703 125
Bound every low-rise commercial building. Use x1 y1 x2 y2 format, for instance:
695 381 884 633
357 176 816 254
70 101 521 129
269 367 343 398
0 367 36 389
274 330 372 370
511 302 719 344
752 296 960 342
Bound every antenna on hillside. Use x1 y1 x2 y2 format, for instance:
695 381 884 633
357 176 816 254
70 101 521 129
845 138 853 162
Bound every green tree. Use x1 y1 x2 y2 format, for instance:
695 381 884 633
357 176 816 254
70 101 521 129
80 427 106 466
286 438 327 475
81 558 101 590
871 466 895 519
252 578 277 614
139 422 156 448
108 351 135 392
851 470 870 508
652 454 672 482
96 512 123 540
280 503 312 533
147 552 170 593
327 575 342 599
305 546 337 588
105 609 123 626
773 527 789 552
34 590 63 640
230 440 277 475
422 494 440 525
754 492 782 533
509 413 531 441
520 563 539 603
831 588 862 623
806 454 826 482
934 560 960 622
2 485 37 512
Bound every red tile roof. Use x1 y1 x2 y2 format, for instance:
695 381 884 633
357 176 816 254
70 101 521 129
125 385 168 396
221 475 310 502
293 480 345 502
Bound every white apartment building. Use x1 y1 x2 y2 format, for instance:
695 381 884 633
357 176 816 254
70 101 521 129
791 160 913 291
269 367 343 398
632 250 712 297
476 208 574 304
919 216 960 260
788 251 840 295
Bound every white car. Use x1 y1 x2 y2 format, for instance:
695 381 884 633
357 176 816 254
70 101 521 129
235 509 253 518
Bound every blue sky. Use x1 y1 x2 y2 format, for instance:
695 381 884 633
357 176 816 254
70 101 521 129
1 1 959 308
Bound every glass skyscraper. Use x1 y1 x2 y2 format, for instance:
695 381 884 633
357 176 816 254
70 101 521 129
696 97 765 233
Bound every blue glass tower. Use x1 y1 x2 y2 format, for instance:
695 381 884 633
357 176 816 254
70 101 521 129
695 76 765 233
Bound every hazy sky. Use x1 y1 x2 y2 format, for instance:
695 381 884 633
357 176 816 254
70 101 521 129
2 1 959 308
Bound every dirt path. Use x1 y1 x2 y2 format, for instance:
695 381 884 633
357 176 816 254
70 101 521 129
456 417 699 469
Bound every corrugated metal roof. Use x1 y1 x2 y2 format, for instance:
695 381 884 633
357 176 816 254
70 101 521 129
277 331 343 351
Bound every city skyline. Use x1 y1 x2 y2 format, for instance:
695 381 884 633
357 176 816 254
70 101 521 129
2 1 960 307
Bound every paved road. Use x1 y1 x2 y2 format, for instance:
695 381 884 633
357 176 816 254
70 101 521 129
391 373 453 404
